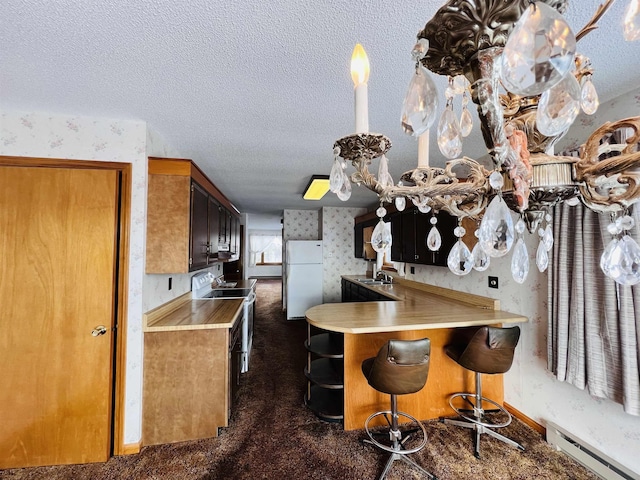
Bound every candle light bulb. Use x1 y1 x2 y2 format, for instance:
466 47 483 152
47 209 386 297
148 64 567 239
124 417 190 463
350 44 370 133
350 44 370 86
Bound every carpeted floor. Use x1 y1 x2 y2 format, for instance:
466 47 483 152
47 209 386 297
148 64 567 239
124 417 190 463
1 279 597 480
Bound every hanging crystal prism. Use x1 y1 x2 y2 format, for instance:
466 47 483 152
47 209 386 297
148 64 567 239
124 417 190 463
377 155 394 188
536 240 549 272
511 238 530 284
460 92 473 137
401 64 439 137
543 224 554 251
624 0 640 41
500 2 576 96
329 156 344 193
395 196 406 212
371 219 392 253
600 238 619 278
537 72 581 137
426 216 441 251
336 174 351 201
447 240 474 276
472 242 490 271
478 195 515 257
580 75 599 115
437 98 462 159
602 235 640 285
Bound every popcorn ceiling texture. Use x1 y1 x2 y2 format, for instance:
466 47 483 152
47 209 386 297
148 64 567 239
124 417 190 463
2 1 638 214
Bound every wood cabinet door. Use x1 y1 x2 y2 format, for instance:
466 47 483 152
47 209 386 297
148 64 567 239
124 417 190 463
190 181 209 271
207 196 220 260
0 166 118 468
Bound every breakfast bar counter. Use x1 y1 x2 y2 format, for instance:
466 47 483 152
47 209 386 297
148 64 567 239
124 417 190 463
305 276 528 430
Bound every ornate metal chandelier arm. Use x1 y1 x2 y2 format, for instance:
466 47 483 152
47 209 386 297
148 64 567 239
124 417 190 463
575 116 640 212
577 116 640 170
575 0 617 42
466 47 532 211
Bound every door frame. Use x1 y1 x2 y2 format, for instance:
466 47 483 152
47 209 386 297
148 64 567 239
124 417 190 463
0 155 131 456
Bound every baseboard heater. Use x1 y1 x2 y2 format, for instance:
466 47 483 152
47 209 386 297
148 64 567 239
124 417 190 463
546 422 639 480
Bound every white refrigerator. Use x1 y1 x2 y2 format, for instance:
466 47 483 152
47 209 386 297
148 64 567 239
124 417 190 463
285 240 323 320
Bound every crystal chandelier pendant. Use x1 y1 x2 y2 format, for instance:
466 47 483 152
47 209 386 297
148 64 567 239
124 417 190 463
580 76 599 115
377 155 394 188
336 174 352 201
624 0 640 41
437 99 462 159
471 242 490 271
601 235 640 285
447 240 474 276
536 240 549 272
329 156 344 193
478 195 515 257
426 216 441 251
543 224 554 251
500 2 576 97
460 92 473 138
600 238 618 278
395 196 406 212
537 72 581 137
371 219 392 253
511 238 530 284
401 64 439 137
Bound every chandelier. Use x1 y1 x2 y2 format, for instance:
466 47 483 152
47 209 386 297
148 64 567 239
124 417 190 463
329 0 640 285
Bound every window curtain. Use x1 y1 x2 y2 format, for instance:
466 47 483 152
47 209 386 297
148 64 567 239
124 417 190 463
249 234 277 267
547 206 640 416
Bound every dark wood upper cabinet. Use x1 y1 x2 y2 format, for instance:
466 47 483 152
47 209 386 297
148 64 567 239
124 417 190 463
190 181 210 271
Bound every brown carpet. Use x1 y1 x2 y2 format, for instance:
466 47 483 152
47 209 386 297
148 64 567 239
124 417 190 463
1 279 597 480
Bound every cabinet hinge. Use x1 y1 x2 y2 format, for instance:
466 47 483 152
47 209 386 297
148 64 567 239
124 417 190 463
189 257 193 265
191 184 194 192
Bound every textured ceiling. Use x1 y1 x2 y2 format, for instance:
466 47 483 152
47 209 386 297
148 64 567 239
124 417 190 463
2 0 638 214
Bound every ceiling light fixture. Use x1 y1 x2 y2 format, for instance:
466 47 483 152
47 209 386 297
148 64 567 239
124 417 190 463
303 175 331 200
330 0 640 285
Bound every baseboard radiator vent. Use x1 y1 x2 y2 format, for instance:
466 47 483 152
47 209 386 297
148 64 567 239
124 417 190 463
546 422 639 480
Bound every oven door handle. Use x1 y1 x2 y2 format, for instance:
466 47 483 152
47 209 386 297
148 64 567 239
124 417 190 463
244 291 256 305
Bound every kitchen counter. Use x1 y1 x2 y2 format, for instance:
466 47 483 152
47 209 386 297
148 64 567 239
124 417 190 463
306 275 525 334
144 292 244 332
305 275 528 430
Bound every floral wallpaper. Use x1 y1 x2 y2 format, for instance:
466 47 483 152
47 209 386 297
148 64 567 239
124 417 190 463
0 110 147 445
283 209 320 240
401 86 640 474
321 206 369 303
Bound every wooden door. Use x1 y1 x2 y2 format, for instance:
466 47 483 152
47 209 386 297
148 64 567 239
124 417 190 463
0 166 119 468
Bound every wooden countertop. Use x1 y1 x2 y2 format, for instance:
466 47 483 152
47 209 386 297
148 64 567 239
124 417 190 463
144 292 244 332
305 276 527 334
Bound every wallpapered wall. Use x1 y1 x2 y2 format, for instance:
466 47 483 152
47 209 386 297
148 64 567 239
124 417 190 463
321 206 369 303
404 87 640 473
0 110 147 445
283 209 320 240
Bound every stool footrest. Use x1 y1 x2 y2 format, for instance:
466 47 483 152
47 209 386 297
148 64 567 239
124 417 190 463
448 392 512 428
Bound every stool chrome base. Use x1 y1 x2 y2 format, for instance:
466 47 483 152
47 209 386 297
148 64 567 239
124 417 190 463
443 373 524 458
363 395 437 480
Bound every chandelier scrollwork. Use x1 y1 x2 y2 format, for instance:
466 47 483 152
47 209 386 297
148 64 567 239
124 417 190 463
330 0 640 285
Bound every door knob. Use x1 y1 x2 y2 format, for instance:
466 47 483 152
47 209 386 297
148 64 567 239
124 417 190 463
91 325 107 336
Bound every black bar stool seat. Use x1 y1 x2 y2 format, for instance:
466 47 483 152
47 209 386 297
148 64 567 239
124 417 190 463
442 326 524 458
361 338 437 480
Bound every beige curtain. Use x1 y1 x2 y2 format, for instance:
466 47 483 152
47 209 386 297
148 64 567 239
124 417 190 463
548 203 640 415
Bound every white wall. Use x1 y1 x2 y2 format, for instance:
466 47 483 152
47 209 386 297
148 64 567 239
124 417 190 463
0 110 147 445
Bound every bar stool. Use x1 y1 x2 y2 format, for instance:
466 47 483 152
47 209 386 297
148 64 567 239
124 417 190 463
442 326 524 458
361 338 437 480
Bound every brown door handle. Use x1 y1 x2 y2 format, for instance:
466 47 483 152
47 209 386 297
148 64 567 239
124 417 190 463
91 325 107 337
